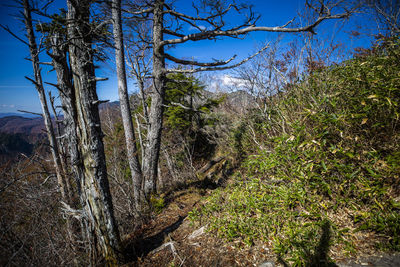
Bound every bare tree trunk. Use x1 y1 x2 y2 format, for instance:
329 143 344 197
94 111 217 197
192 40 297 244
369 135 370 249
111 0 143 214
49 33 91 263
22 0 78 263
67 0 121 264
48 92 75 202
49 33 84 198
143 0 165 199
22 0 71 204
134 114 145 167
137 78 150 126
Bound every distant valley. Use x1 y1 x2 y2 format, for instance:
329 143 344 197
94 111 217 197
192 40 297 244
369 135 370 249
0 116 47 162
0 116 47 136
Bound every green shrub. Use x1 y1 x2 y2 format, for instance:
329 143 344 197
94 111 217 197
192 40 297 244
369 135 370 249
190 37 400 265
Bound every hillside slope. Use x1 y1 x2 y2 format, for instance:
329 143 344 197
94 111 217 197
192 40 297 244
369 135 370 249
186 38 400 266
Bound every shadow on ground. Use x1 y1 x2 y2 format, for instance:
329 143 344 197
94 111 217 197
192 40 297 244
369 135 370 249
121 157 237 265
278 220 337 267
123 215 185 262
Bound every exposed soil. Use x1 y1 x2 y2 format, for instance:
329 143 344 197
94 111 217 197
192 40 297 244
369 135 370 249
121 184 400 267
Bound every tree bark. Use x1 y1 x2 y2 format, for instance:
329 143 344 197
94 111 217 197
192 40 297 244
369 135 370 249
49 34 89 258
111 0 143 213
22 0 79 263
143 0 166 199
67 0 121 264
22 0 71 204
49 33 84 198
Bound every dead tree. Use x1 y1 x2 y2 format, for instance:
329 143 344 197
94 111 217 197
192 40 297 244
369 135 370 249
111 0 143 214
48 33 84 200
66 0 122 264
126 0 352 199
125 18 152 127
125 18 153 175
22 0 71 205
18 0 83 262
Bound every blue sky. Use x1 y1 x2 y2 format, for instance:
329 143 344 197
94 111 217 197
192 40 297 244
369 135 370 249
0 0 375 115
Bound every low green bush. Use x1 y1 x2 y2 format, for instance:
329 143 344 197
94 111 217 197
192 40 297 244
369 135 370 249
190 37 400 265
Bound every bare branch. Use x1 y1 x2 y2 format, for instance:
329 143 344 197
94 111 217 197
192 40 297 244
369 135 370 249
92 100 109 105
44 81 61 89
163 102 204 113
163 3 234 22
89 77 109 82
167 43 270 73
163 28 185 37
161 8 350 46
0 24 29 46
24 75 40 87
164 53 237 66
123 7 154 15
17 109 43 116
94 19 112 33
0 171 50 195
39 62 53 66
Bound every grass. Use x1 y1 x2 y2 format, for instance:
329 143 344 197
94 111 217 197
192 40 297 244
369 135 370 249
189 37 400 266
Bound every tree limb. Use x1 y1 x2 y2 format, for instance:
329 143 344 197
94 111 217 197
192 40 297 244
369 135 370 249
163 4 233 22
0 24 29 46
167 43 270 73
123 7 154 15
164 53 237 66
17 109 43 116
161 10 350 46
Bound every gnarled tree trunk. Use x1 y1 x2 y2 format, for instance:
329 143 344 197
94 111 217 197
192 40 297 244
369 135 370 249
49 33 90 262
67 0 121 264
49 33 83 200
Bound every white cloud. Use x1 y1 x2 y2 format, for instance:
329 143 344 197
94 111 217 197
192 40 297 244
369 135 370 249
188 25 206 31
221 74 248 87
206 74 249 92
0 104 15 108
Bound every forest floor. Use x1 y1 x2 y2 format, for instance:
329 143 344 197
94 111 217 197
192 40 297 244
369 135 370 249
122 182 400 267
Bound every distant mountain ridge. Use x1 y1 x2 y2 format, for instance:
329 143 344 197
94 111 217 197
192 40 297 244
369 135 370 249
0 112 41 119
0 93 254 160
0 101 121 135
0 91 256 136
0 116 47 136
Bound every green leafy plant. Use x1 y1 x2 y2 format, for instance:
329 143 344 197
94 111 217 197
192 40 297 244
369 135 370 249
191 37 400 265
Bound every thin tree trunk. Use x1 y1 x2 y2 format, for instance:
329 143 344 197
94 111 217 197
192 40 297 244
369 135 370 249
134 114 145 168
162 147 177 188
143 0 166 199
48 92 74 201
23 0 70 204
67 0 121 265
137 78 149 126
111 0 143 214
22 0 77 262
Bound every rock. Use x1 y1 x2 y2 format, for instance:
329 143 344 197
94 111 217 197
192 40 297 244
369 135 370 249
258 261 274 267
188 226 206 240
149 241 176 255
